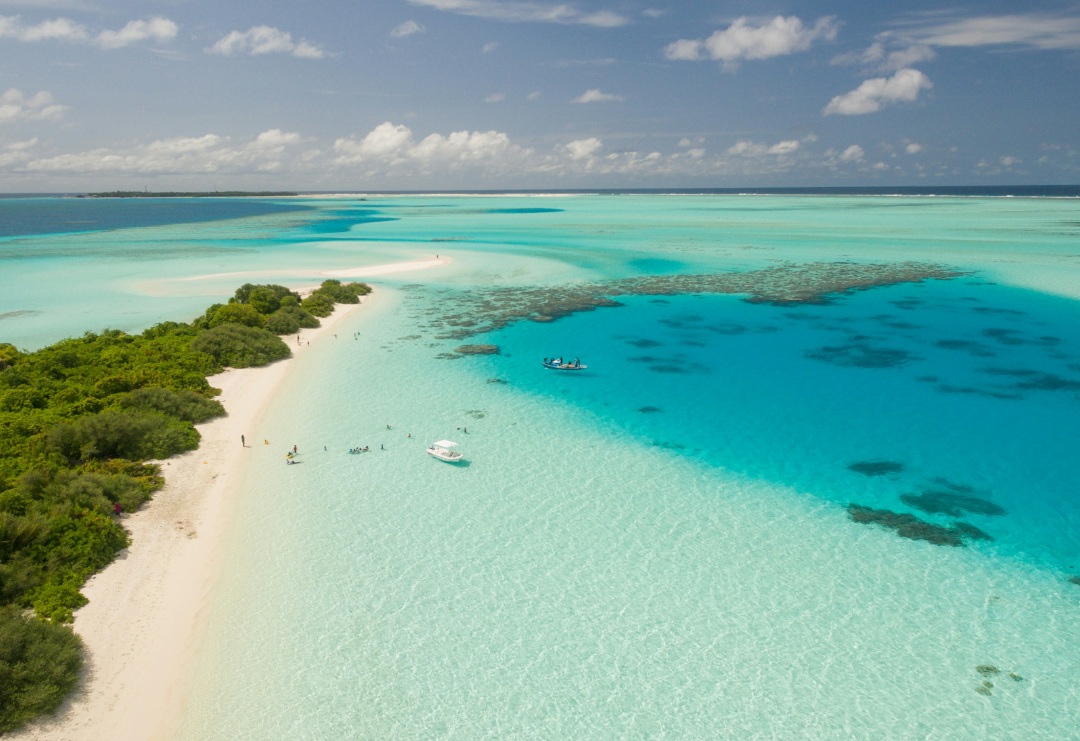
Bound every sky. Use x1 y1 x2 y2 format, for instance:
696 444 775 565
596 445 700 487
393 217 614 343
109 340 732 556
1 0 1079 190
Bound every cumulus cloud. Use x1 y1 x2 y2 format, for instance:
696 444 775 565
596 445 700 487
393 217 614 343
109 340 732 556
0 137 37 168
726 138 801 157
23 129 304 174
905 142 923 154
0 88 67 123
334 122 516 165
572 88 624 103
896 13 1080 50
565 137 602 159
209 26 326 58
390 20 424 38
97 17 176 48
840 144 864 162
665 15 838 69
484 92 505 103
823 68 932 115
0 14 177 47
482 41 499 53
408 0 629 27
0 14 88 41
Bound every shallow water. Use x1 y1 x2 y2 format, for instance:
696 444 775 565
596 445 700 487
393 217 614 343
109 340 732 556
2 195 1078 737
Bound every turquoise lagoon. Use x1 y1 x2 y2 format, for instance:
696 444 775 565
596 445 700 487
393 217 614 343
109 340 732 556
2 195 1079 737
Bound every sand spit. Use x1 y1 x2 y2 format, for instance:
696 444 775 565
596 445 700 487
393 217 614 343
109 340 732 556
12 260 443 740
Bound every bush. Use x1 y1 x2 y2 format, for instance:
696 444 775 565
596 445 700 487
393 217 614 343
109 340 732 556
189 324 291 368
46 410 200 463
233 283 299 310
265 306 321 335
207 303 265 329
119 387 225 424
0 605 83 733
301 293 335 318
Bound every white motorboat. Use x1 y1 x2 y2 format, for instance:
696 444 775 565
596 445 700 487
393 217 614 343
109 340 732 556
427 439 464 463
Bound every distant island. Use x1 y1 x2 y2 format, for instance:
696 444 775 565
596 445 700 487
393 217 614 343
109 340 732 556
80 191 299 198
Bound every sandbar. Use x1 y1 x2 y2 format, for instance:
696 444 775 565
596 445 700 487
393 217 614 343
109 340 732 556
12 260 444 740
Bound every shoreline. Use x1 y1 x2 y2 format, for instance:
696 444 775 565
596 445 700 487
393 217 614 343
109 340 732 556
12 262 441 740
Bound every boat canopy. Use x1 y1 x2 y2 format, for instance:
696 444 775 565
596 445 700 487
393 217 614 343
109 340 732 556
431 440 458 448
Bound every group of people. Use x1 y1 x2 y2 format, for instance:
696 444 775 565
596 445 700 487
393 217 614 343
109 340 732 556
349 446 371 454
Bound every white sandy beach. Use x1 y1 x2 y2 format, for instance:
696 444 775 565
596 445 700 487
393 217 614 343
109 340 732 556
13 259 443 740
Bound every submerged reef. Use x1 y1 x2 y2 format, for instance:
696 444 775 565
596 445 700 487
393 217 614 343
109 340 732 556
900 490 1006 517
848 460 905 477
454 344 500 355
419 261 964 340
845 504 996 547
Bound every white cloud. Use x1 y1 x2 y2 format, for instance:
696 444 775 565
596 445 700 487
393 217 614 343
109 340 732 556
482 41 499 53
23 129 304 174
0 88 67 123
333 122 524 177
0 137 37 168
572 88 624 103
840 144 864 162
97 17 177 49
1000 155 1021 167
832 39 935 72
0 14 178 47
0 14 87 41
882 44 935 70
726 139 800 157
527 91 541 100
408 0 629 27
897 13 1080 50
209 26 326 58
665 15 839 69
823 68 932 115
390 20 424 38
565 137 602 160
484 92 505 103
905 142 923 154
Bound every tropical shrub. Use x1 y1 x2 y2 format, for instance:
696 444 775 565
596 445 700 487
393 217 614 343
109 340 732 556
189 324 291 368
0 606 83 733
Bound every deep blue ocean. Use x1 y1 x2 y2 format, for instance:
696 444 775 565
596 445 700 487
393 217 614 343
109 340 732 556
478 279 1080 570
0 195 310 238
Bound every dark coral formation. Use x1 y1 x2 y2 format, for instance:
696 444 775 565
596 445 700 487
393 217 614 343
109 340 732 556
638 406 663 413
806 343 917 369
417 261 963 340
976 665 1001 677
952 521 993 541
847 504 965 547
900 491 1005 517
454 344 500 355
848 460 905 477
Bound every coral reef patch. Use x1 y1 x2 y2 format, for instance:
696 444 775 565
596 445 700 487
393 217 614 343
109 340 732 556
454 344 500 355
847 504 964 546
417 261 964 340
899 491 1005 517
847 460 905 477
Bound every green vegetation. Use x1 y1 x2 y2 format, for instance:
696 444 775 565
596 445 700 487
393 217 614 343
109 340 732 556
81 191 299 198
0 279 370 731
